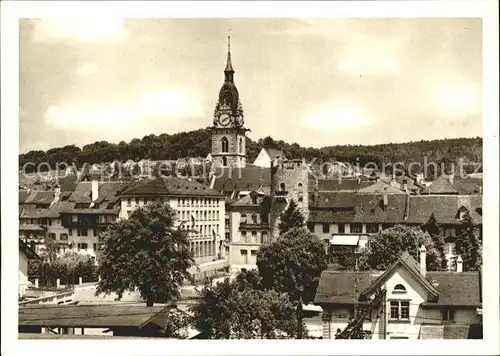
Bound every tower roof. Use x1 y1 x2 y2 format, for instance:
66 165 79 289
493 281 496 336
224 35 234 73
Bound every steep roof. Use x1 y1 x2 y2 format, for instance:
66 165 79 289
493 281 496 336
212 166 271 193
357 181 405 195
315 179 374 192
57 175 78 192
23 191 55 205
19 239 40 259
308 209 356 223
121 177 224 198
424 272 481 307
263 148 285 160
406 195 482 225
363 251 439 297
452 176 482 195
425 175 459 195
314 271 381 304
19 304 171 328
309 191 357 209
19 190 29 204
353 194 408 223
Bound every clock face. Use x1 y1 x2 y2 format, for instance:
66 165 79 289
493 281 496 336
219 114 231 126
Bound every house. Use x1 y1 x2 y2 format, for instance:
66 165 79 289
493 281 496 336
424 174 483 195
314 249 482 339
18 304 201 339
19 240 39 298
227 188 271 272
211 164 271 199
252 148 286 168
119 177 227 281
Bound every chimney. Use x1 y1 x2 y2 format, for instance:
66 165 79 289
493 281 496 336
456 255 463 272
91 180 99 202
402 179 408 193
419 245 427 277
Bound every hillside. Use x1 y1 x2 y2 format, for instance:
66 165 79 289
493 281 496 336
19 130 482 178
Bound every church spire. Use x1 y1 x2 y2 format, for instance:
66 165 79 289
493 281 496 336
224 35 234 82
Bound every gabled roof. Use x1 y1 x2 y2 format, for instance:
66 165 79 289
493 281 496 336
212 166 271 193
314 179 374 192
263 148 285 160
121 177 223 197
425 175 459 195
19 304 173 328
353 194 408 223
314 271 381 304
423 272 481 307
23 191 55 205
308 209 355 223
309 191 356 209
362 251 439 298
357 181 405 195
406 195 482 225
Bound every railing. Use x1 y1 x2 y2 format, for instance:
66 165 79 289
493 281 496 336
19 290 75 306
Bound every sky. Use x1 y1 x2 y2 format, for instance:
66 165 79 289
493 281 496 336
19 18 482 153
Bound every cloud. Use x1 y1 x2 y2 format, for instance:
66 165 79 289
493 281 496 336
33 17 129 42
301 105 373 131
77 62 98 76
44 88 203 132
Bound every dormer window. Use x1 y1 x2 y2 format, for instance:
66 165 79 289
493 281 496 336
393 284 407 293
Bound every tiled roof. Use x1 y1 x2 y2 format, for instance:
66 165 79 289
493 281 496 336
232 189 271 207
308 209 355 223
420 324 472 339
121 177 224 197
357 181 405 195
314 270 381 304
309 191 357 208
19 239 40 259
57 175 78 192
353 194 408 223
212 166 271 192
425 175 459 194
315 179 374 192
264 148 286 160
19 304 170 328
424 272 481 306
69 181 131 204
19 224 45 231
406 195 482 225
19 207 44 219
452 177 482 195
24 191 55 205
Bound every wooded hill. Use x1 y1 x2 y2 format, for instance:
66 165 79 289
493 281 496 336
19 129 482 177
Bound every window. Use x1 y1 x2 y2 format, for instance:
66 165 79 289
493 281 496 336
135 198 139 205
442 308 455 322
338 224 345 233
366 223 379 233
239 137 243 153
222 157 228 166
307 222 314 232
241 230 247 238
298 183 303 187
68 229 73 236
390 301 410 320
251 214 258 224
241 214 247 224
350 223 362 233
49 233 56 240
322 223 330 233
144 198 148 205
78 243 88 251
251 250 257 256
393 284 407 293
251 231 257 237
48 219 52 226
261 232 268 244
221 137 229 153
280 182 286 191
60 233 68 241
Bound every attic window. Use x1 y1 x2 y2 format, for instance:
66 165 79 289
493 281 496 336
393 284 407 293
298 183 303 187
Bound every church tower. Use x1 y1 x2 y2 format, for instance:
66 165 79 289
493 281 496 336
210 36 249 168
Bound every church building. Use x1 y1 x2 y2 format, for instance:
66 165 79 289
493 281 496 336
210 36 250 169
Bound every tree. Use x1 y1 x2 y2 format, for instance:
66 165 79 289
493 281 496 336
95 202 194 306
422 213 447 270
455 211 481 271
256 227 327 305
278 199 306 235
191 271 304 339
364 225 444 271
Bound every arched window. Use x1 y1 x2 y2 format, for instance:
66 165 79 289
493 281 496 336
221 137 229 153
393 284 406 293
280 182 286 191
222 157 228 166
298 183 303 187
